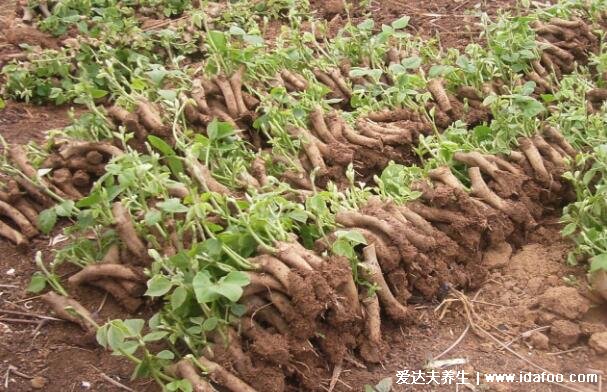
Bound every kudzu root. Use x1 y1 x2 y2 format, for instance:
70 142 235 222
532 134 565 167
186 158 233 195
230 66 248 116
68 264 144 286
241 295 289 334
457 86 483 101
518 137 552 184
280 70 308 91
407 202 468 225
85 151 104 165
587 88 607 103
41 291 97 335
88 279 142 313
0 219 27 246
360 245 407 321
341 120 382 149
537 39 574 62
197 356 258 392
0 200 38 238
312 68 344 100
260 244 313 271
527 71 553 92
52 168 83 199
13 177 53 207
359 291 382 363
428 166 465 190
543 126 576 158
454 151 522 194
136 99 168 136
8 145 67 202
366 108 420 122
175 358 215 392
106 105 148 140
287 126 327 172
242 272 286 297
250 157 269 187
427 79 452 114
112 201 149 264
72 170 91 188
250 255 292 291
357 120 411 145
58 141 123 159
309 105 336 143
329 68 352 98
214 75 239 118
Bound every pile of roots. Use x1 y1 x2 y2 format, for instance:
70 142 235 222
0 142 121 246
39 124 579 392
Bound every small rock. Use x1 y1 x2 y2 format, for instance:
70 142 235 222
550 320 581 348
323 0 345 14
580 322 607 336
538 286 590 320
30 377 47 389
528 331 550 350
545 275 560 286
526 277 543 295
536 311 557 325
589 332 607 354
82 381 91 389
6 268 15 275
482 242 512 270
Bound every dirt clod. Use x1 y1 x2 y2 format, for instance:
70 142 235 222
528 331 550 350
30 376 47 389
589 332 607 354
538 286 590 320
482 242 512 269
549 319 581 348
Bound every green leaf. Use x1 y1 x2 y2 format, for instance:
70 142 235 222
561 223 577 237
590 254 607 273
357 19 374 30
96 325 108 348
391 16 410 29
145 209 162 226
76 191 101 208
157 198 189 214
208 30 227 51
202 317 218 331
212 283 244 302
55 200 75 217
143 331 169 342
38 208 57 235
171 286 187 310
158 89 177 102
192 271 214 303
27 273 46 293
123 319 145 336
335 230 367 245
107 325 126 351
375 377 392 392
145 275 172 297
156 350 175 360
222 271 250 287
428 65 452 78
207 120 234 141
148 135 176 156
243 34 264 45
229 26 246 35
401 56 421 70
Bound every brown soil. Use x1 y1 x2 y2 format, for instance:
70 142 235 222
311 0 525 50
